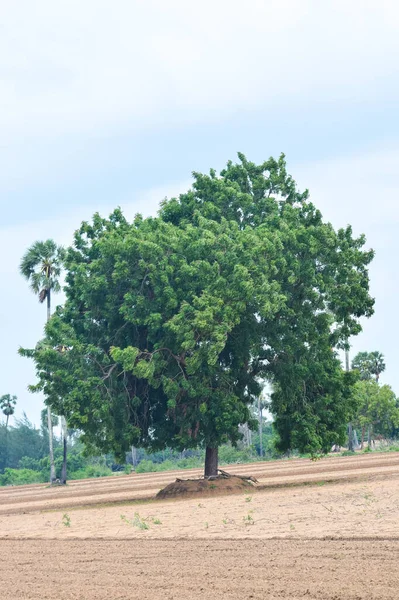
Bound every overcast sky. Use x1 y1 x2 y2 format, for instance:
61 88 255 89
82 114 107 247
1 0 399 426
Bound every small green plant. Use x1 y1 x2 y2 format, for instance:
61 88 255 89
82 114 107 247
243 513 254 525
245 496 252 502
205 522 209 529
209 483 216 490
124 464 133 474
198 503 204 508
290 523 295 530
151 517 162 525
120 513 150 530
62 513 71 528
362 490 376 505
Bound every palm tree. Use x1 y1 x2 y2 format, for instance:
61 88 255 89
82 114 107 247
351 351 386 382
0 394 17 429
368 351 386 383
1 394 17 471
20 239 65 484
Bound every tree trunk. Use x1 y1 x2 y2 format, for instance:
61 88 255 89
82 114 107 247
131 446 138 467
47 289 51 323
4 415 9 471
348 422 354 452
246 426 252 449
258 397 263 458
345 347 355 452
47 406 56 483
353 429 359 449
46 290 57 484
61 416 67 484
345 348 350 372
204 447 218 478
361 426 365 449
368 425 372 448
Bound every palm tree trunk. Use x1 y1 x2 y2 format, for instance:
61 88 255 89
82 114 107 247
47 289 51 323
131 446 137 467
4 414 9 471
46 289 57 483
345 347 355 452
258 396 263 458
47 406 56 483
61 416 67 484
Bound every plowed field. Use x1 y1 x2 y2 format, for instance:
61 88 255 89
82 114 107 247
1 452 399 599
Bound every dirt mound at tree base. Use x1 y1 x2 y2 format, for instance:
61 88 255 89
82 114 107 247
156 475 257 500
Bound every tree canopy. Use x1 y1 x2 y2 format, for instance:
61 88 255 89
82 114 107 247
21 154 375 474
353 380 399 439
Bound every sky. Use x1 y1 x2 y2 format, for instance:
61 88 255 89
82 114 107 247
1 0 399 426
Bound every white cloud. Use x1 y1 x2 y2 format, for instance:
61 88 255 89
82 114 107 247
2 0 398 199
1 0 398 142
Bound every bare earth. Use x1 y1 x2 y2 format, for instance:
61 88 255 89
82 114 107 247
1 452 399 599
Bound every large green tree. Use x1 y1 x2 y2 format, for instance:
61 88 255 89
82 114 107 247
353 380 399 446
20 239 65 483
21 154 374 475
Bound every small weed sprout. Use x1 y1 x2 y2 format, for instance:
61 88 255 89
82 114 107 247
133 513 150 530
245 496 252 503
243 513 254 525
62 513 71 528
120 513 150 530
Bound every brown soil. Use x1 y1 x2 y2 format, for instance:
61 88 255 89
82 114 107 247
2 539 399 600
156 474 255 499
1 452 399 599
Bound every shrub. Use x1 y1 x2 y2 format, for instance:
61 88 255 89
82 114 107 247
0 468 46 486
69 464 112 480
